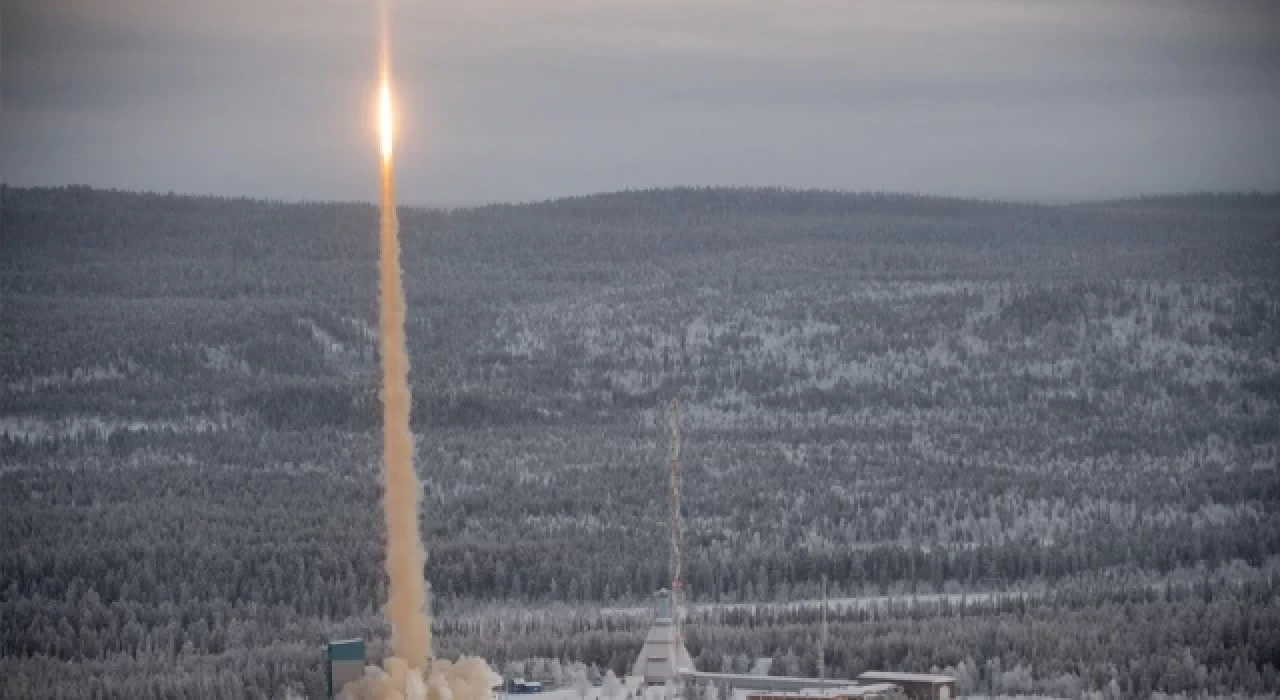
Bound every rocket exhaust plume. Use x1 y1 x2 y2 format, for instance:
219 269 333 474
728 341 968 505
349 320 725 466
375 13 431 672
343 4 495 699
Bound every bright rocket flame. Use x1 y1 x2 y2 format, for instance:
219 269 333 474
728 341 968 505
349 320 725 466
378 0 394 166
379 80 394 162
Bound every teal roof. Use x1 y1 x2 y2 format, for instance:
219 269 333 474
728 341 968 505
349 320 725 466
328 639 366 662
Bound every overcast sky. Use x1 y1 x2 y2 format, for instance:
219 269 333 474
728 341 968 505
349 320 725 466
3 0 1279 204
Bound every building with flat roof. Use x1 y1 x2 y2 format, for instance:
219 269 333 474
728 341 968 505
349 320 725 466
855 673 954 700
684 673 866 693
327 638 365 699
746 684 905 700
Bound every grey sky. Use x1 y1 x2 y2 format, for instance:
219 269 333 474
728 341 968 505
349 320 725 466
3 0 1279 204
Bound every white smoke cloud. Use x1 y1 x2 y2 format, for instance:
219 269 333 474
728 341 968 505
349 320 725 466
340 657 498 700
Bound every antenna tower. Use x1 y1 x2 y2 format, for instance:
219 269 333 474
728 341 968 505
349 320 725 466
667 398 685 669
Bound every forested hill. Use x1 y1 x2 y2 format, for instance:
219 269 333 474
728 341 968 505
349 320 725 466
6 185 1280 272
3 185 1280 698
4 183 1278 425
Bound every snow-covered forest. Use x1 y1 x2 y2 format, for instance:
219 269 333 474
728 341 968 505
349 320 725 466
2 186 1278 699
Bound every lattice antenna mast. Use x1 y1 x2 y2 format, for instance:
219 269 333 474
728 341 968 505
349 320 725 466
667 398 686 668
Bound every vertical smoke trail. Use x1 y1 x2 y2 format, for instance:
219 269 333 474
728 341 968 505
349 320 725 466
342 5 494 698
377 10 431 673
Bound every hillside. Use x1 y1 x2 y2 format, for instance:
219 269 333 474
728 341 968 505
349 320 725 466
2 185 1279 699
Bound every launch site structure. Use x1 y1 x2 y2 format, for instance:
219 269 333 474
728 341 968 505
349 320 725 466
630 588 696 687
631 400 695 688
666 399 686 668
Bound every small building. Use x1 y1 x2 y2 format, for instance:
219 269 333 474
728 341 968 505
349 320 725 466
508 679 544 694
326 638 366 699
855 673 955 700
746 684 905 700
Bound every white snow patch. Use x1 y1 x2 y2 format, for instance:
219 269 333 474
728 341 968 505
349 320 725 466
0 414 240 443
6 364 131 392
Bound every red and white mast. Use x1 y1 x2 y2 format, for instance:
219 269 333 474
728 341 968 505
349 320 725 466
667 398 686 670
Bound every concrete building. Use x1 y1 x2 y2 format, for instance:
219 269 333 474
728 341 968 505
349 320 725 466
630 589 695 686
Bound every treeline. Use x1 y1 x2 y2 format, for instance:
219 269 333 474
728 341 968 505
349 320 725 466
7 186 1280 278
434 578 1280 696
4 576 1277 699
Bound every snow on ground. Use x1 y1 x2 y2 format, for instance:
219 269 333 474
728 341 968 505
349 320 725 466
298 317 346 358
5 364 132 392
513 684 1070 700
202 345 251 373
0 414 240 442
298 317 369 377
598 590 1035 618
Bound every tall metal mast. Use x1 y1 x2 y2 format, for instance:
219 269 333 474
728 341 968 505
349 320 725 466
667 398 686 669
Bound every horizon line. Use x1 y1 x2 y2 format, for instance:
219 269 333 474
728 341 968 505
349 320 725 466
4 181 1279 211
